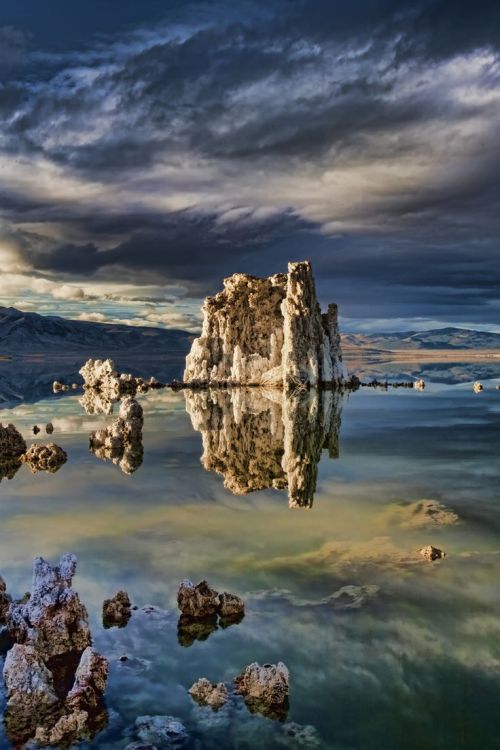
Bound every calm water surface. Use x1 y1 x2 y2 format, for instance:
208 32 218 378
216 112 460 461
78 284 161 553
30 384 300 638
1 358 500 749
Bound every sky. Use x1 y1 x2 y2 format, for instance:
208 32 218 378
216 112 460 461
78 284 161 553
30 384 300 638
0 0 499 334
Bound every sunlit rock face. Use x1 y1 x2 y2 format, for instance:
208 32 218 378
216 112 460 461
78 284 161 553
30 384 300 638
184 388 342 508
184 261 347 388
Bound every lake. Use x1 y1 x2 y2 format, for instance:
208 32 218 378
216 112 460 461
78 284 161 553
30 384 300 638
1 356 500 749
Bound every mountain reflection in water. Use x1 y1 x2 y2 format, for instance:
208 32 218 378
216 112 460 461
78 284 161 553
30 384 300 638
184 388 342 508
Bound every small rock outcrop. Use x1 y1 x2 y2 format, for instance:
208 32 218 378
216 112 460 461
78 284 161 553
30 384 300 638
21 443 67 474
184 261 347 388
133 715 189 748
189 678 229 710
102 590 132 629
177 580 219 619
419 545 446 561
89 396 144 474
46 423 54 435
79 359 166 415
176 580 245 646
218 592 245 622
7 554 91 657
234 662 290 720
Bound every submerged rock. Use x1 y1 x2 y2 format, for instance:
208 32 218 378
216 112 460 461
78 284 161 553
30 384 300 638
234 662 290 720
184 261 347 388
21 443 67 474
102 590 132 629
134 715 189 749
177 580 219 619
419 545 446 561
189 677 229 710
278 722 322 749
7 554 91 657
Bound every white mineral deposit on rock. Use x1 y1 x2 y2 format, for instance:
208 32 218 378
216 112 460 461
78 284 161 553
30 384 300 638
184 261 347 388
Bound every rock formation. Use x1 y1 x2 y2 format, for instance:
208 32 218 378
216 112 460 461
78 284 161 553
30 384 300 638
234 662 290 720
3 555 108 747
189 678 229 710
89 396 144 474
184 261 347 388
177 580 245 646
102 590 132 629
132 715 189 748
79 359 165 415
419 545 446 561
21 443 67 474
7 554 91 657
218 592 245 622
177 580 219 619
184 387 342 508
0 423 27 461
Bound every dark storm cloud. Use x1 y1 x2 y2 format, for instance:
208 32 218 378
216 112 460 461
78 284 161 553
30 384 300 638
0 0 499 326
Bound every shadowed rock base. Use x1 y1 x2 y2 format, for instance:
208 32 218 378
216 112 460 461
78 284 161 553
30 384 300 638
185 387 342 508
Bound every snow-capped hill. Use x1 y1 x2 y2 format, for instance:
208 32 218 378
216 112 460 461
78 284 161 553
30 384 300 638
0 306 192 354
342 327 500 351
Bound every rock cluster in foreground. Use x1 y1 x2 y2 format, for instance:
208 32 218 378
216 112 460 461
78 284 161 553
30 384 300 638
184 261 348 389
2 554 108 747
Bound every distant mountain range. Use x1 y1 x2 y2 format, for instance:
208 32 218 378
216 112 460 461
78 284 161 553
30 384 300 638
0 306 192 355
342 327 500 351
1 306 499 358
